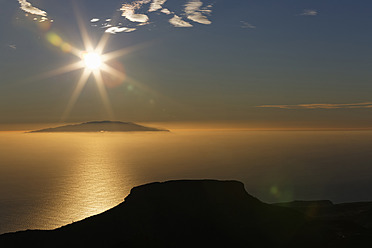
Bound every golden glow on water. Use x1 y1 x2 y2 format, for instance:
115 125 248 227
1 130 372 234
54 136 126 222
0 133 139 233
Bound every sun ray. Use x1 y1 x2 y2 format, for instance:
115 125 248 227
24 61 84 85
93 70 114 120
40 61 84 80
101 63 162 95
72 2 94 52
100 64 126 80
61 69 91 121
95 33 111 54
69 46 84 57
101 41 152 62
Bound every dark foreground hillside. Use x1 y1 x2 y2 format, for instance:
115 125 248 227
1 180 372 247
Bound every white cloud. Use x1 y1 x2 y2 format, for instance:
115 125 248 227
161 8 172 15
187 12 211 25
39 16 48 22
149 0 167 12
102 23 113 28
90 18 100 23
105 26 137 34
169 15 192 27
121 9 149 23
184 0 212 25
300 9 318 16
114 0 213 31
124 28 137 32
120 1 151 23
18 0 47 17
257 102 372 109
241 21 256 29
137 22 150 26
185 0 203 12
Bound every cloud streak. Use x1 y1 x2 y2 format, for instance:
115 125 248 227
241 21 256 29
184 0 212 25
90 18 100 23
149 0 167 12
300 9 318 16
169 15 193 27
105 27 137 34
257 102 372 109
18 0 47 17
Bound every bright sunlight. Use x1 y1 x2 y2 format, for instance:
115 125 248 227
82 52 102 70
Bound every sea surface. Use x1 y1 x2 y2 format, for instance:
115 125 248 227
1 130 372 234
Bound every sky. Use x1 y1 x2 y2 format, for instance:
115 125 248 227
0 0 372 128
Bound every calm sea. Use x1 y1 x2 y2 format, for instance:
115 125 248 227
1 130 372 234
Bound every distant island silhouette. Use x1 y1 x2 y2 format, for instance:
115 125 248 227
1 180 372 247
29 121 169 133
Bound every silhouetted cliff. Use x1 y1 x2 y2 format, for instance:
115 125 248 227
1 180 372 247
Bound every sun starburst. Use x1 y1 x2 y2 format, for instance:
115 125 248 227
82 52 102 71
39 19 132 121
26 3 160 122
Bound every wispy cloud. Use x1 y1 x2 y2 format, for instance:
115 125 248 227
241 21 256 29
257 102 372 109
18 0 47 17
299 9 318 16
90 18 100 23
115 0 213 31
184 0 212 25
169 15 193 27
161 8 172 15
105 27 136 34
149 0 167 12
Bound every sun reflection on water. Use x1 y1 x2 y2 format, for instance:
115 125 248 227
43 134 137 227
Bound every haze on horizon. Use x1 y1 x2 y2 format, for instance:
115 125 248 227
1 0 372 129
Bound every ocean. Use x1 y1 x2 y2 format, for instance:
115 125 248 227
1 130 372 234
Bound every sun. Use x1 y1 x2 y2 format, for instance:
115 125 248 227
82 51 102 70
39 10 147 122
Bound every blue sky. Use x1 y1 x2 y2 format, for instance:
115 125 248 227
0 0 372 128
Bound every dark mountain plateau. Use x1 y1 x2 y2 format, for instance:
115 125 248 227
1 180 372 247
